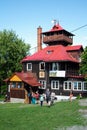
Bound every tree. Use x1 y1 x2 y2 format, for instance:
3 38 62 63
80 46 87 77
0 29 30 92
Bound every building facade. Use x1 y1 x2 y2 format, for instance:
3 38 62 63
21 23 87 97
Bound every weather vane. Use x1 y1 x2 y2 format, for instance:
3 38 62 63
51 19 59 25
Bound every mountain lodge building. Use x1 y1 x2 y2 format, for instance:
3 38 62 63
21 23 87 97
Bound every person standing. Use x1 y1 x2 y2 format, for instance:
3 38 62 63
28 91 32 104
45 89 51 104
51 92 55 105
40 94 44 107
69 90 73 102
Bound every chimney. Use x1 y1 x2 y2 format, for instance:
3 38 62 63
37 26 42 51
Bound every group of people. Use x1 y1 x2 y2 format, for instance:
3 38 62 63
40 88 55 107
28 91 39 104
28 88 55 107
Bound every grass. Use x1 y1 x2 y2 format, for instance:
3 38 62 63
0 100 87 130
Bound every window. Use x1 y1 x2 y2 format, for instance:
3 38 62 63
39 80 46 89
47 50 53 54
73 81 82 91
64 81 72 90
17 82 22 88
51 80 59 89
64 81 82 91
39 62 45 70
73 82 77 90
27 63 32 71
83 82 87 91
52 63 59 70
11 82 16 88
69 82 72 89
78 82 82 90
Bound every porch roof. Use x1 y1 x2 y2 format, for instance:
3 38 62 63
4 72 41 87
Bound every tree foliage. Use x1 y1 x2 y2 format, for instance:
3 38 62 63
80 46 87 75
0 29 30 86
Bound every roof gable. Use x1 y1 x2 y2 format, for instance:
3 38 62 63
10 75 22 81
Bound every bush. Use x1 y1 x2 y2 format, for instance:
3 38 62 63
1 85 7 95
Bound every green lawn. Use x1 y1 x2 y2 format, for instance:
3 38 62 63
0 100 86 130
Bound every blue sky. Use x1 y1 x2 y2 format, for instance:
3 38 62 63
0 0 87 53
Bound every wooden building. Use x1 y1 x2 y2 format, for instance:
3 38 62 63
5 72 41 103
21 23 87 97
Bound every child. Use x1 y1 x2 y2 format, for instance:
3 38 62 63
40 94 44 107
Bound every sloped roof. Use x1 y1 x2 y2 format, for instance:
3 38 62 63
66 45 83 51
22 45 82 63
50 24 64 32
42 24 74 36
4 72 41 87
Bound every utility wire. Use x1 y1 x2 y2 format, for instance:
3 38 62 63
71 24 87 32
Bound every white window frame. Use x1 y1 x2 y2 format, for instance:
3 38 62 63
73 81 82 91
83 82 87 91
39 62 45 70
27 63 32 71
64 81 72 90
52 62 59 70
39 80 46 89
51 80 59 89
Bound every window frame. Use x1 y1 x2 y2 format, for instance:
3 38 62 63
39 80 46 89
51 80 59 89
73 81 82 91
64 81 72 90
83 82 87 91
27 63 32 71
52 62 59 71
39 62 45 70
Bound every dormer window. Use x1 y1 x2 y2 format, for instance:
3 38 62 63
47 50 53 54
39 62 45 70
27 63 32 71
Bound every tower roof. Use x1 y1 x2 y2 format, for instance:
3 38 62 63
42 24 74 36
50 24 63 32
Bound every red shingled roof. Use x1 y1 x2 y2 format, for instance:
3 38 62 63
50 24 63 32
4 72 41 87
66 45 83 51
42 24 74 36
22 45 82 63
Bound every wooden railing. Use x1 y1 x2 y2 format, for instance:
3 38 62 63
65 70 79 77
43 34 72 44
10 89 25 99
